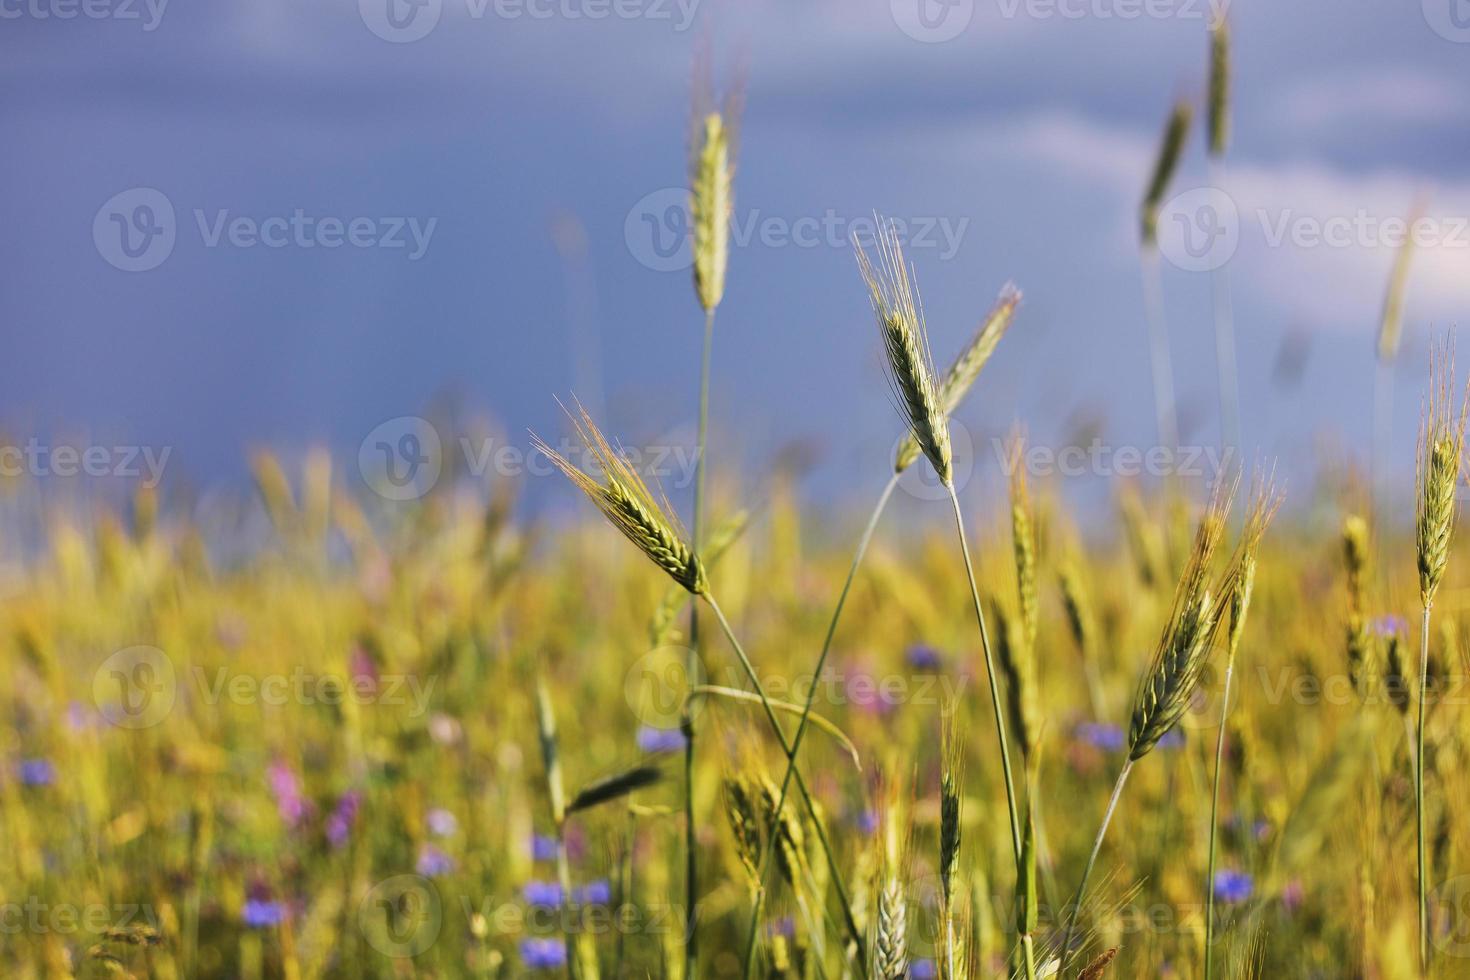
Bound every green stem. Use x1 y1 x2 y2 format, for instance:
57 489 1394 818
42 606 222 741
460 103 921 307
704 593 868 974
1204 655 1237 980
742 472 898 978
1208 156 1240 460
1060 758 1135 969
684 306 715 978
1417 601 1431 975
947 486 1022 864
1141 244 1179 455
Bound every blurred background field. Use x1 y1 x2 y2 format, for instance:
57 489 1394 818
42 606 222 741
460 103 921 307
2 453 1468 977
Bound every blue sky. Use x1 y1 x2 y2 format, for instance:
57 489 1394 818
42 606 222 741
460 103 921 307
3 0 1469 519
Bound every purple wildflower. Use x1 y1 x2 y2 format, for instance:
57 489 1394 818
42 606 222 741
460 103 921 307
326 790 362 848
520 938 567 970
855 809 880 835
1372 614 1408 638
426 807 458 837
531 834 558 862
267 761 307 829
911 960 939 980
636 725 686 754
1157 727 1186 750
416 845 455 878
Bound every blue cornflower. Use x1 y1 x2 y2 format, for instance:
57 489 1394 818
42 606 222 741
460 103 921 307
1156 727 1186 750
911 960 939 980
905 644 944 671
636 725 686 754
1077 722 1125 752
575 880 612 905
1213 869 1254 904
531 834 558 862
523 881 563 907
18 758 54 787
520 938 567 970
242 899 286 928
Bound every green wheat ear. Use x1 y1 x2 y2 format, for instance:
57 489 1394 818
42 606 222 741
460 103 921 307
1128 478 1235 760
856 217 952 485
1140 99 1193 246
1416 341 1469 606
1207 14 1230 158
690 111 731 314
894 284 1020 473
533 399 706 595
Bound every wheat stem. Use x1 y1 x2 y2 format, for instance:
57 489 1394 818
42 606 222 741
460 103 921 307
1203 655 1236 980
1417 600 1431 975
1141 245 1179 454
948 486 1023 863
704 594 868 971
684 305 716 978
1208 160 1240 460
1060 758 1135 969
742 471 897 978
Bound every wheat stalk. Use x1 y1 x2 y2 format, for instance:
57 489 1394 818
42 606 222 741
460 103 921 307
1205 472 1282 980
1061 479 1238 967
1414 340 1469 972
